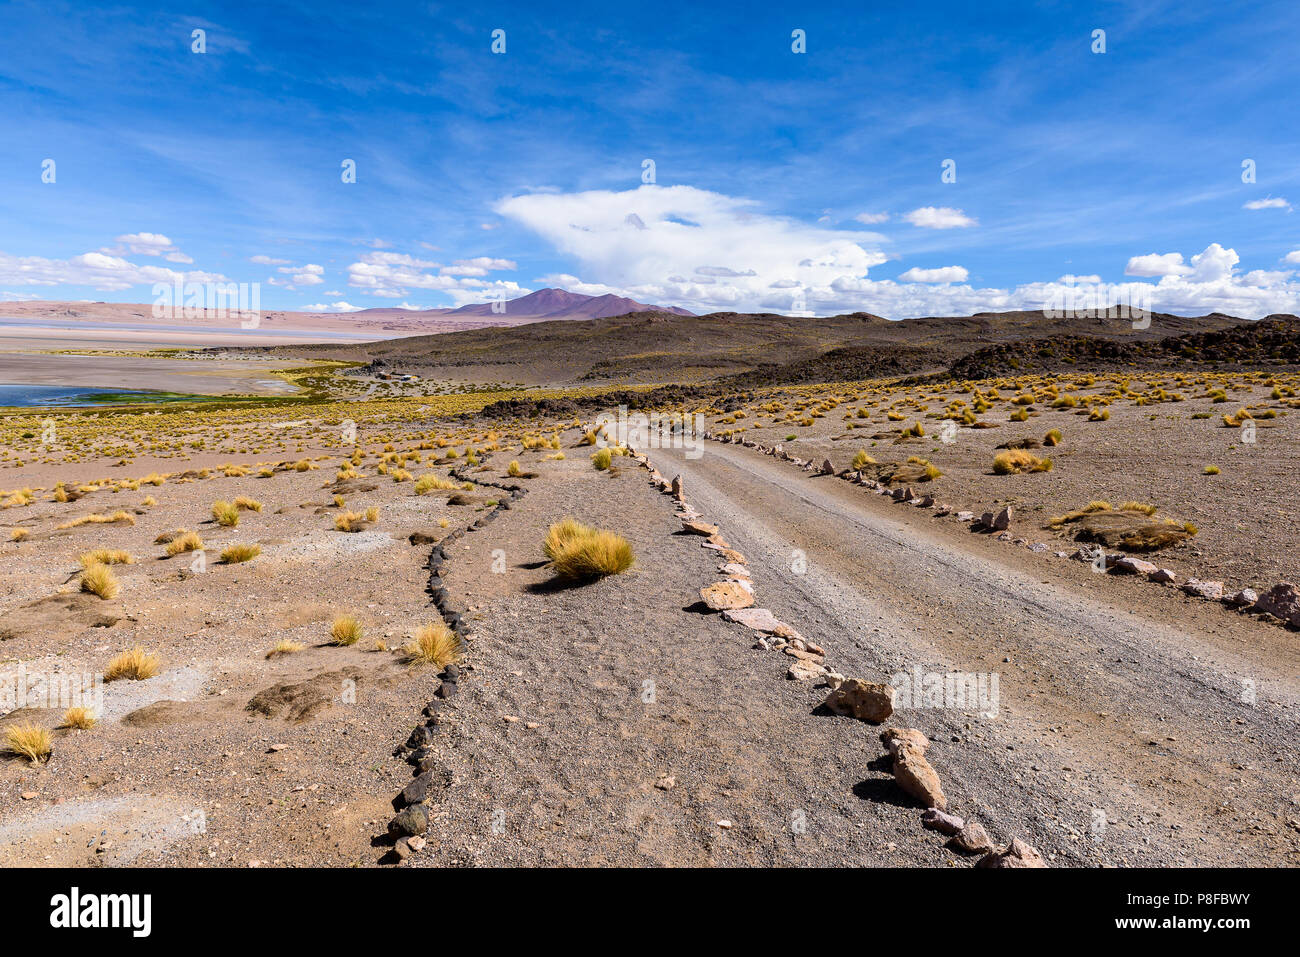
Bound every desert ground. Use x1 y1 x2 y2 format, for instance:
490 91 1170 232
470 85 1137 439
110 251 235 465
1 311 1298 868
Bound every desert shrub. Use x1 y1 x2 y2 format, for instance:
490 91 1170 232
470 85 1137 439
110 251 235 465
104 646 161 682
265 639 305 659
543 517 635 581
3 723 51 763
1203 465 1220 475
330 614 363 645
80 562 121 599
992 450 1053 475
851 450 877 470
402 621 463 667
415 474 457 494
220 543 261 564
61 707 96 730
507 460 523 477
79 548 132 567
1043 429 1063 447
591 448 613 470
212 500 240 527
165 531 204 555
233 496 262 512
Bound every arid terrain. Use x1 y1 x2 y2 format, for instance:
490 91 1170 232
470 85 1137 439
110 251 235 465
1 307 1298 868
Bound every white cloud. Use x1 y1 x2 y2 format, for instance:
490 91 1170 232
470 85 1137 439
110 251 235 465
113 232 175 255
855 212 890 224
250 254 291 265
0 246 227 292
440 256 518 277
301 301 364 312
346 250 527 304
1284 250 1300 265
270 262 325 289
897 265 969 283
903 206 977 229
1243 197 1292 211
495 184 887 312
1125 252 1193 277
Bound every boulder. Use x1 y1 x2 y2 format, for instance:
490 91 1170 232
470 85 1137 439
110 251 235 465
700 582 754 611
949 821 994 854
893 745 946 809
1148 568 1177 584
880 727 930 756
721 607 801 639
956 511 975 522
820 459 835 475
976 838 1047 869
921 808 965 835
387 806 428 838
824 679 895 723
1224 588 1258 608
1252 582 1300 625
718 562 751 578
786 659 826 681
1182 579 1224 600
681 519 719 536
671 475 684 501
992 506 1012 531
1112 556 1157 575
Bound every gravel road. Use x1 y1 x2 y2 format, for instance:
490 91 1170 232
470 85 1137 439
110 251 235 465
646 440 1300 866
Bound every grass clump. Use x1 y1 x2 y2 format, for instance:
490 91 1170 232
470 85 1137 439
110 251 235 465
104 646 161 682
507 460 523 477
415 474 458 494
266 639 305 659
220 543 261 564
60 707 97 730
590 448 613 471
80 562 121 600
330 614 363 645
851 450 877 470
79 548 132 567
402 621 463 667
3 723 51 764
212 500 240 527
233 496 263 512
992 449 1053 474
1203 465 1220 475
165 531 204 556
543 517 635 581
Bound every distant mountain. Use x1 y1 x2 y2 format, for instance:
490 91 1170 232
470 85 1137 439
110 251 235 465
447 288 693 319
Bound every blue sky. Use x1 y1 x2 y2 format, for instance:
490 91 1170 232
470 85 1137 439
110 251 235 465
1 0 1298 318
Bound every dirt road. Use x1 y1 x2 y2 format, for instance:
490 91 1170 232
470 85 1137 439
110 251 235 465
645 440 1300 865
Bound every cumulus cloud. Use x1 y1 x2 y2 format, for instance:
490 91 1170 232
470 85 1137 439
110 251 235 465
1125 252 1193 277
250 254 291 265
855 212 890 224
903 206 977 229
268 262 325 289
1243 197 1292 211
1285 250 1300 265
0 247 227 292
98 232 196 265
897 265 969 283
345 250 527 304
495 184 888 312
